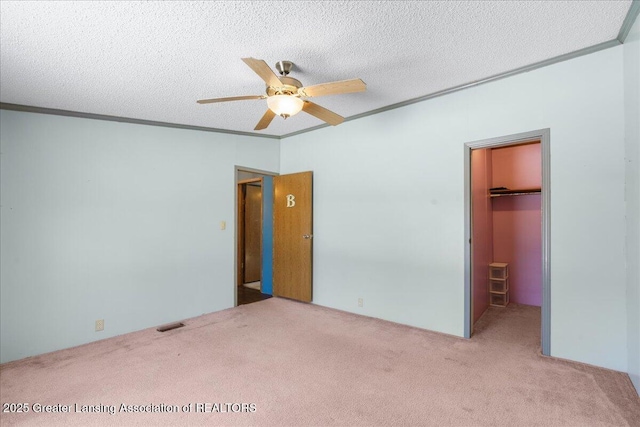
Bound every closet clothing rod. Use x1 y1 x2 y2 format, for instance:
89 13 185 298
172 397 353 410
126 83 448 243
490 191 541 198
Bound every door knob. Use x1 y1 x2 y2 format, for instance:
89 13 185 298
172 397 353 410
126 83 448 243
303 234 313 239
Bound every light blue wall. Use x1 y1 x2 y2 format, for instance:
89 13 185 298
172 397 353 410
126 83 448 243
281 46 628 372
0 110 279 363
261 175 273 295
624 12 640 394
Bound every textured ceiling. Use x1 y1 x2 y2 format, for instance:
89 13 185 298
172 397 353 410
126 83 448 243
0 1 633 137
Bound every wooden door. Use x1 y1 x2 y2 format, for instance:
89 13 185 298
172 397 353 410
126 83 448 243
244 184 262 283
273 171 313 302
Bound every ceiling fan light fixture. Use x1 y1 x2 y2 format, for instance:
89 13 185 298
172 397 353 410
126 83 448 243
267 95 303 119
198 58 364 130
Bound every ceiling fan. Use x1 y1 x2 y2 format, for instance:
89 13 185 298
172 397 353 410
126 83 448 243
197 58 366 130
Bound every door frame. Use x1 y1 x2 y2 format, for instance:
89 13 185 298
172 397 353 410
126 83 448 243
234 166 278 307
463 128 551 356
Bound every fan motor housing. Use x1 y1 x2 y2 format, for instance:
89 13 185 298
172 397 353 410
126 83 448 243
266 76 302 96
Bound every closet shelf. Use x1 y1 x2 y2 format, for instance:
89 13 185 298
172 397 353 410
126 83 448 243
490 187 541 197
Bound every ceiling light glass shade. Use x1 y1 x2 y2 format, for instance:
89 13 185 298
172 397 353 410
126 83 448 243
267 95 303 118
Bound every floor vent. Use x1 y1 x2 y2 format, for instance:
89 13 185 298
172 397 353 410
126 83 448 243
156 322 185 332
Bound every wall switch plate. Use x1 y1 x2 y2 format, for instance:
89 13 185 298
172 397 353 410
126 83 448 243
220 221 226 230
358 298 363 307
95 319 104 332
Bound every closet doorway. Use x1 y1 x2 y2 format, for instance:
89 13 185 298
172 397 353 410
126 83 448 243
464 129 550 356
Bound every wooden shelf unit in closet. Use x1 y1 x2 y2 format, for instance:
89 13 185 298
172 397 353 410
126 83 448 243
489 262 509 307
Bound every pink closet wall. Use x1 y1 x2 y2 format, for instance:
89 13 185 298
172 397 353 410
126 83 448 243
471 149 493 322
491 143 542 307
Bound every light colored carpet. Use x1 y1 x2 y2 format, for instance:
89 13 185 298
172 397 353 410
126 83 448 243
0 299 638 426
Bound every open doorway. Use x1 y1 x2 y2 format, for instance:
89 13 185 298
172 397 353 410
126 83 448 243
235 167 276 306
234 167 315 306
464 129 550 356
238 178 264 302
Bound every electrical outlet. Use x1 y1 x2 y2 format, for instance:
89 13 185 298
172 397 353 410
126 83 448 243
95 319 104 332
358 298 363 307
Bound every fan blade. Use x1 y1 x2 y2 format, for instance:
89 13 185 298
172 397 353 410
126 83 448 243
197 95 264 104
254 109 276 130
302 101 344 126
242 57 282 88
299 78 366 97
